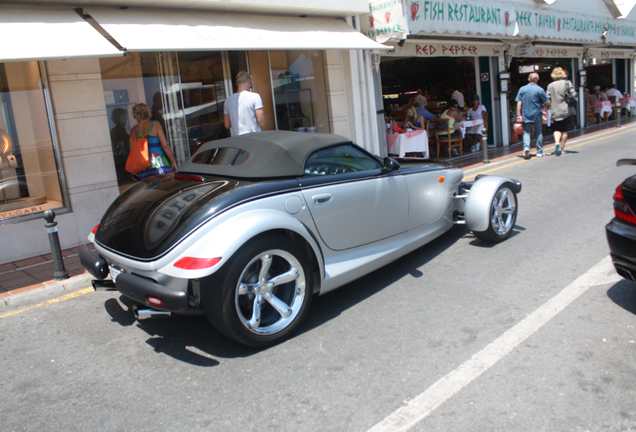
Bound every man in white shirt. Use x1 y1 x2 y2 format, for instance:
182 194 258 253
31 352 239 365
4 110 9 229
451 88 465 109
605 84 624 100
414 89 427 108
224 71 266 136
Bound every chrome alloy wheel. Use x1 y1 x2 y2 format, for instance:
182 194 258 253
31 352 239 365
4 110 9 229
490 186 516 236
235 249 306 335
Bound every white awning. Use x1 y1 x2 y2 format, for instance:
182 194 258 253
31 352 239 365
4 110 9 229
86 8 392 51
0 6 123 62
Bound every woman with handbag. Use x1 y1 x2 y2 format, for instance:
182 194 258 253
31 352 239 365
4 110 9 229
128 103 178 179
547 67 577 156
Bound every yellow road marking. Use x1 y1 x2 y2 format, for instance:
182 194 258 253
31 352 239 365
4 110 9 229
464 125 636 180
0 287 93 319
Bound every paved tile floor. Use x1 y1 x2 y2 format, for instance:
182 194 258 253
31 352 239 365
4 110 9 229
0 247 89 301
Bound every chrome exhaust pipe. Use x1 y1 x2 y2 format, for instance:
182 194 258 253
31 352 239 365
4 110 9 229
92 279 117 291
132 305 171 320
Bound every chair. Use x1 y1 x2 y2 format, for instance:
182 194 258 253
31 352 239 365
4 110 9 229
475 112 488 151
482 111 489 131
392 110 405 122
434 118 462 158
585 100 596 126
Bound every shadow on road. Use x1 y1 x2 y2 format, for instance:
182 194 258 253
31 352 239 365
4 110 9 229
607 278 636 315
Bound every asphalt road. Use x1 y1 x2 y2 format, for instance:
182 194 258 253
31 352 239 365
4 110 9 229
1 125 636 432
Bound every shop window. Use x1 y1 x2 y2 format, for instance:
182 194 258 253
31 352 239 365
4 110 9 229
0 62 65 223
101 53 179 190
100 51 250 191
269 50 330 133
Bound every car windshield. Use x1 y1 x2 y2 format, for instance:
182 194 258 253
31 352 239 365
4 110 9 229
304 144 381 176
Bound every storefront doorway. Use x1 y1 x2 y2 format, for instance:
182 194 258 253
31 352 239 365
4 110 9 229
508 56 578 142
380 56 478 115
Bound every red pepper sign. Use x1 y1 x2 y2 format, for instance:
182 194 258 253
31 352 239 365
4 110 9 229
410 2 420 21
385 12 391 24
369 16 375 28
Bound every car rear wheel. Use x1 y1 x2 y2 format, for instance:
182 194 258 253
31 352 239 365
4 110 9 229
473 184 517 243
202 235 313 348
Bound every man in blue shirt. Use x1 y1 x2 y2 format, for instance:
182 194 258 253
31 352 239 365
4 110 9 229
414 103 435 121
515 72 549 158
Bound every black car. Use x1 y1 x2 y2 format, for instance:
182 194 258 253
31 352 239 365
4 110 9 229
606 159 636 283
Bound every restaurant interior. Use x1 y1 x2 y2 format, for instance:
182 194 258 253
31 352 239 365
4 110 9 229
380 56 478 116
380 56 482 160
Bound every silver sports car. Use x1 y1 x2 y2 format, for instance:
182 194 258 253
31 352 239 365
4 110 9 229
80 131 520 347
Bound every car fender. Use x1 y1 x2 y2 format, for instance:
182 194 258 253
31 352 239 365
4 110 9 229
158 209 324 280
465 176 520 232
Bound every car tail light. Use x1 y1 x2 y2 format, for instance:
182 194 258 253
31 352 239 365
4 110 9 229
92 224 99 234
173 257 221 270
613 184 636 225
175 174 205 182
146 296 163 307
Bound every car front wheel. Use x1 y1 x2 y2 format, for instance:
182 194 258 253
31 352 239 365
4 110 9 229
473 184 517 242
203 235 313 348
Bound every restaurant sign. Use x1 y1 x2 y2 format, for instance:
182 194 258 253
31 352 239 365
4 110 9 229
586 48 635 60
361 0 408 43
404 0 636 45
383 40 503 57
517 45 584 59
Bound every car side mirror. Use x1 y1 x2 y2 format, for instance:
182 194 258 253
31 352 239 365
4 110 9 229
382 157 400 173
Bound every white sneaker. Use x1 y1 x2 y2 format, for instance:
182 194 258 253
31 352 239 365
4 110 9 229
536 152 544 158
470 145 476 152
475 144 480 152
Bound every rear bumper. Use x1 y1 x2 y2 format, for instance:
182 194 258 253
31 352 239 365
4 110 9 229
606 218 636 283
79 244 189 313
116 272 189 313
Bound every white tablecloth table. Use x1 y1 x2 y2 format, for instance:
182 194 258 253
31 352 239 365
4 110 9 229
620 97 636 115
457 119 484 137
386 130 429 158
596 101 613 118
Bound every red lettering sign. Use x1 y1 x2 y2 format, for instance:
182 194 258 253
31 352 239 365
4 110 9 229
415 44 437 56
415 44 478 57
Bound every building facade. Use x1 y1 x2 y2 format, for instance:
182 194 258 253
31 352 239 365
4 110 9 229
362 0 636 150
0 1 389 264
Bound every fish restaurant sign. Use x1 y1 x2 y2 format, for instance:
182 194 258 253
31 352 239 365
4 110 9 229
364 0 636 45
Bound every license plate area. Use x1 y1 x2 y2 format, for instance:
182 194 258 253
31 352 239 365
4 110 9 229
109 265 123 283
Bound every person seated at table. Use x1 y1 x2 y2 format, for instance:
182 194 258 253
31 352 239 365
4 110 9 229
414 102 435 121
438 99 463 139
593 85 608 102
403 105 427 131
584 88 593 105
606 84 624 100
464 95 487 153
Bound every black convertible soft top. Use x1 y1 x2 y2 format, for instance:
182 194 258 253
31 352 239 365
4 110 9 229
179 131 352 178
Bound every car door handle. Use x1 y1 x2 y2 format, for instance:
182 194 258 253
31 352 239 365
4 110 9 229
312 193 332 206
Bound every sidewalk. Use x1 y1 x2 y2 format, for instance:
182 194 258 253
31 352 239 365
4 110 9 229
0 247 94 308
1 117 634 310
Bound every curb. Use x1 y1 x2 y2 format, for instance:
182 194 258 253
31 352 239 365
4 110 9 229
0 274 94 308
462 122 636 176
